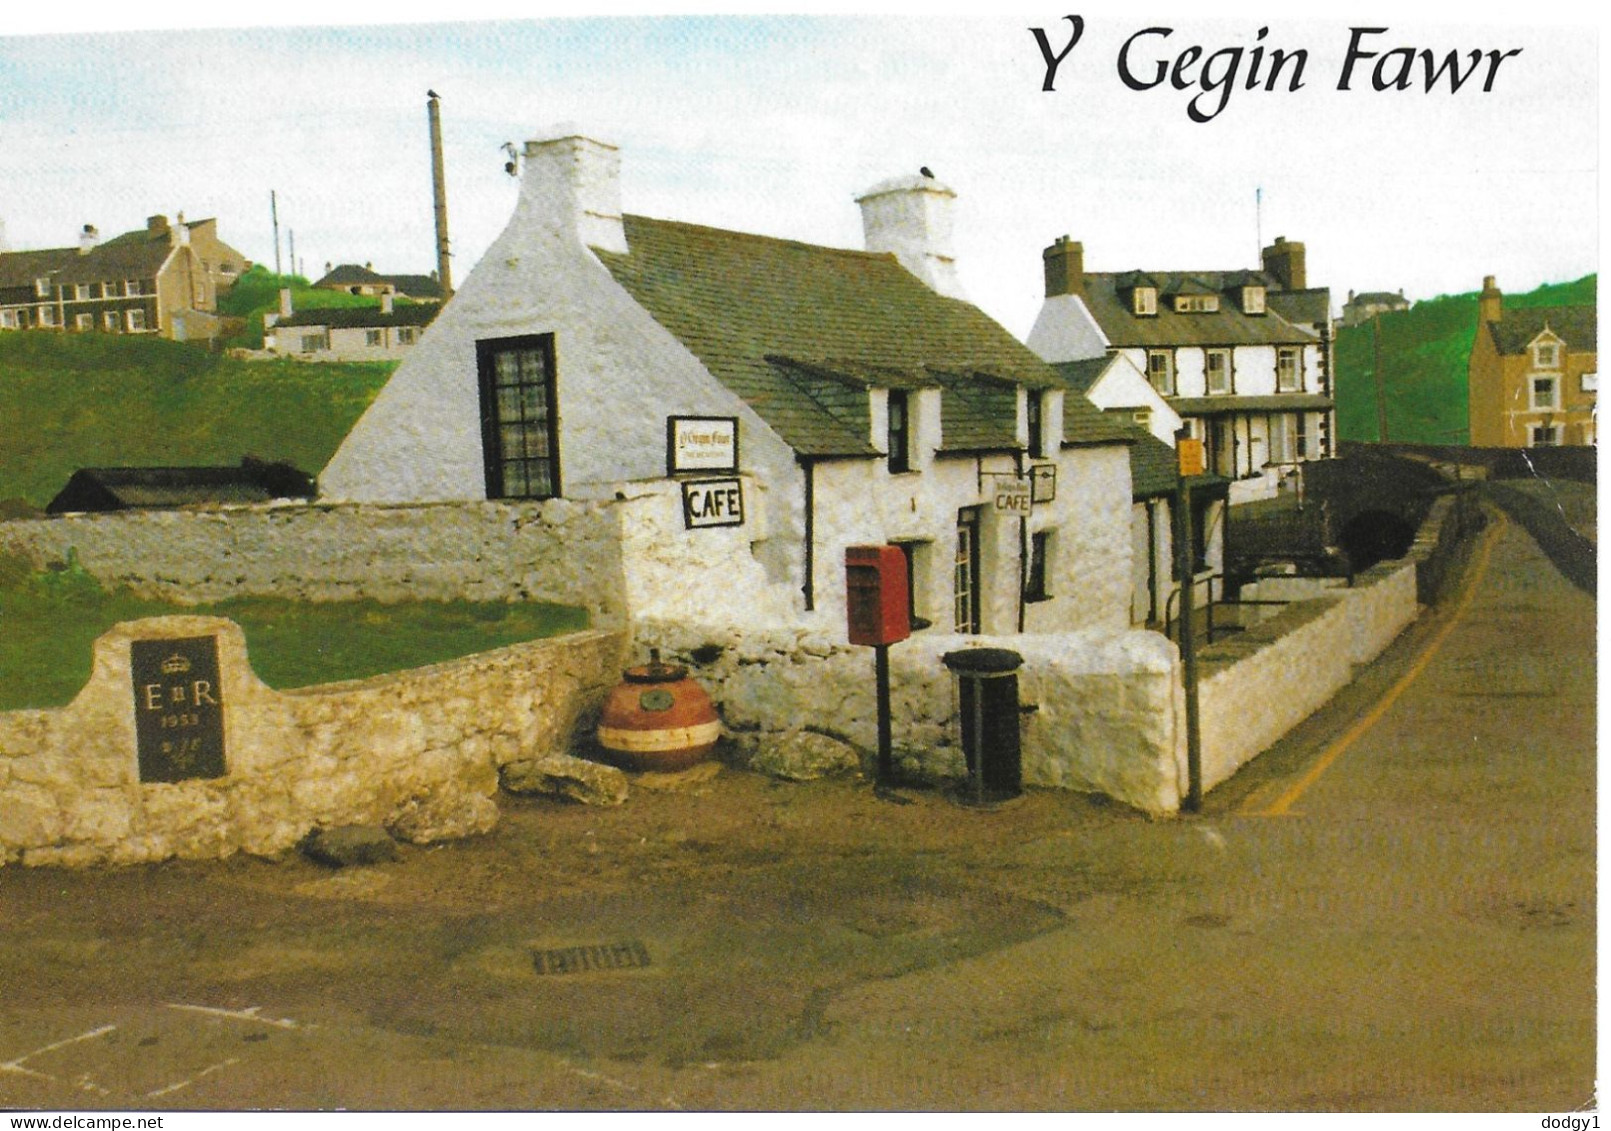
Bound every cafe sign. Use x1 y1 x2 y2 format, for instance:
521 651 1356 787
667 416 738 475
682 477 745 529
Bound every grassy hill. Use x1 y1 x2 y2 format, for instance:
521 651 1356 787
1335 274 1597 444
0 332 393 509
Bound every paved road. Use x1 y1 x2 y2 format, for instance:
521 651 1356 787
0 507 1594 1111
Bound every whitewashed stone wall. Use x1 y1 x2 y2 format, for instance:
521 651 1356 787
0 617 624 867
1196 557 1420 793
637 619 1184 812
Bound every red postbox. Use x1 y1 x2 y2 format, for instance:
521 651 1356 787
845 545 911 646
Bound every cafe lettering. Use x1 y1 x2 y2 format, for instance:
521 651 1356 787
681 477 745 529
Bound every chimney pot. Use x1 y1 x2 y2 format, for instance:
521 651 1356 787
380 292 394 315
279 288 293 318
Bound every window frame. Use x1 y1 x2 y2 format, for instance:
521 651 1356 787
886 389 912 473
1242 285 1266 314
1147 350 1176 396
1026 391 1045 458
1533 339 1561 370
476 332 563 501
1132 287 1157 316
1205 348 1232 394
1276 346 1302 393
1529 423 1562 448
1025 529 1053 603
1530 375 1560 412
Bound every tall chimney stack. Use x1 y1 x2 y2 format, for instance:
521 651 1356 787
1261 235 1306 291
1042 235 1084 298
1478 275 1503 325
854 173 963 299
78 224 100 255
427 91 454 298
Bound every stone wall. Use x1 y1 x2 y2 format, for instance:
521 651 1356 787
0 617 624 867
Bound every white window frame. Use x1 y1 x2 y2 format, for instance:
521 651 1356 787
0 309 17 329
125 308 147 332
1530 375 1560 412
1242 286 1266 314
74 313 93 331
72 283 90 301
1529 423 1562 448
103 311 119 332
1276 347 1302 393
1147 350 1176 396
104 281 122 298
34 277 51 298
1205 348 1231 394
125 279 142 296
1533 339 1561 370
1133 287 1157 316
37 305 59 327
1173 294 1219 314
1268 414 1296 464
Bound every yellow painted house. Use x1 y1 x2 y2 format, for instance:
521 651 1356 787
1468 276 1597 448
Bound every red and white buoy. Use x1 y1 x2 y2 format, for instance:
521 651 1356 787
596 650 721 772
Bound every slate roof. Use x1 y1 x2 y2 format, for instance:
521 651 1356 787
385 274 444 300
595 215 1131 457
1052 356 1118 395
46 460 316 514
0 235 174 290
1124 430 1229 499
274 304 440 330
1347 291 1408 306
315 264 388 288
1081 271 1321 349
1487 304 1598 356
314 265 443 300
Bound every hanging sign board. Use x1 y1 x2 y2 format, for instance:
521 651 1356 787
1177 438 1206 477
1030 464 1057 503
994 477 1033 515
667 416 738 475
682 477 745 529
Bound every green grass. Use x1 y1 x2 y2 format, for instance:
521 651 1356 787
0 552 588 711
0 332 393 509
1335 274 1597 444
220 265 419 348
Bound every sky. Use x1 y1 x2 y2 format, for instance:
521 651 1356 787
0 2 1598 338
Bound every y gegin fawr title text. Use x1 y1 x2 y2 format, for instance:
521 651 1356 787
1032 16 1525 123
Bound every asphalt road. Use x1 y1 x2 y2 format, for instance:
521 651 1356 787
0 506 1595 1112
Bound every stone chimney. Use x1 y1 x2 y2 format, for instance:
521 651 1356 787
1479 275 1503 324
518 127 628 254
380 292 394 315
1261 235 1306 291
278 288 294 318
1042 235 1084 298
855 173 963 299
78 224 99 255
147 214 169 240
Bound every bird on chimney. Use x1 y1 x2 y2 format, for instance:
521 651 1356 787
428 89 440 99
919 166 935 179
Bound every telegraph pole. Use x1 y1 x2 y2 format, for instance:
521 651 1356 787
270 190 282 278
427 91 454 297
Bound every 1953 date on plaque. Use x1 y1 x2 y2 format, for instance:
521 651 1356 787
131 636 227 782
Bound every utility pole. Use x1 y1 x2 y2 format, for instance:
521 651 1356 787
1174 430 1204 813
271 190 282 278
288 230 297 284
427 90 453 297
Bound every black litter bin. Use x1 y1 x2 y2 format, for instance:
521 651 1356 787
942 647 1024 803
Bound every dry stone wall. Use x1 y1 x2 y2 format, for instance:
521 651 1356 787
0 617 624 867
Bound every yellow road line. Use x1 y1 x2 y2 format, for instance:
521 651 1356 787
1242 508 1509 818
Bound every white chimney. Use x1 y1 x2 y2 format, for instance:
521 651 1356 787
78 224 99 255
855 173 964 299
380 292 394 315
278 288 294 318
519 127 628 254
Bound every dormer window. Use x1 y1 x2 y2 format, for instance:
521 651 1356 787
1173 294 1219 314
1242 285 1266 314
1132 286 1157 316
1533 339 1561 369
34 277 51 298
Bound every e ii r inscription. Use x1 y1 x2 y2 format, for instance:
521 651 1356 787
131 636 227 782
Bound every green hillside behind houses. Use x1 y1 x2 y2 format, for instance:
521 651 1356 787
1335 274 1597 444
0 333 392 509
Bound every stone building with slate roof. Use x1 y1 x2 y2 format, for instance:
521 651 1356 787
322 128 1139 638
314 263 444 301
265 293 440 361
1468 276 1597 448
1027 234 1337 505
1341 288 1410 327
0 214 244 341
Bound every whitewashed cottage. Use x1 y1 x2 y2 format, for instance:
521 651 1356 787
322 128 1139 640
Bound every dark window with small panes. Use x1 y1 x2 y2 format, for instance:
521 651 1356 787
887 390 911 472
476 333 561 500
1026 392 1045 458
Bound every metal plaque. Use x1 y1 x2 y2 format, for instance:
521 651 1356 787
131 636 227 783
